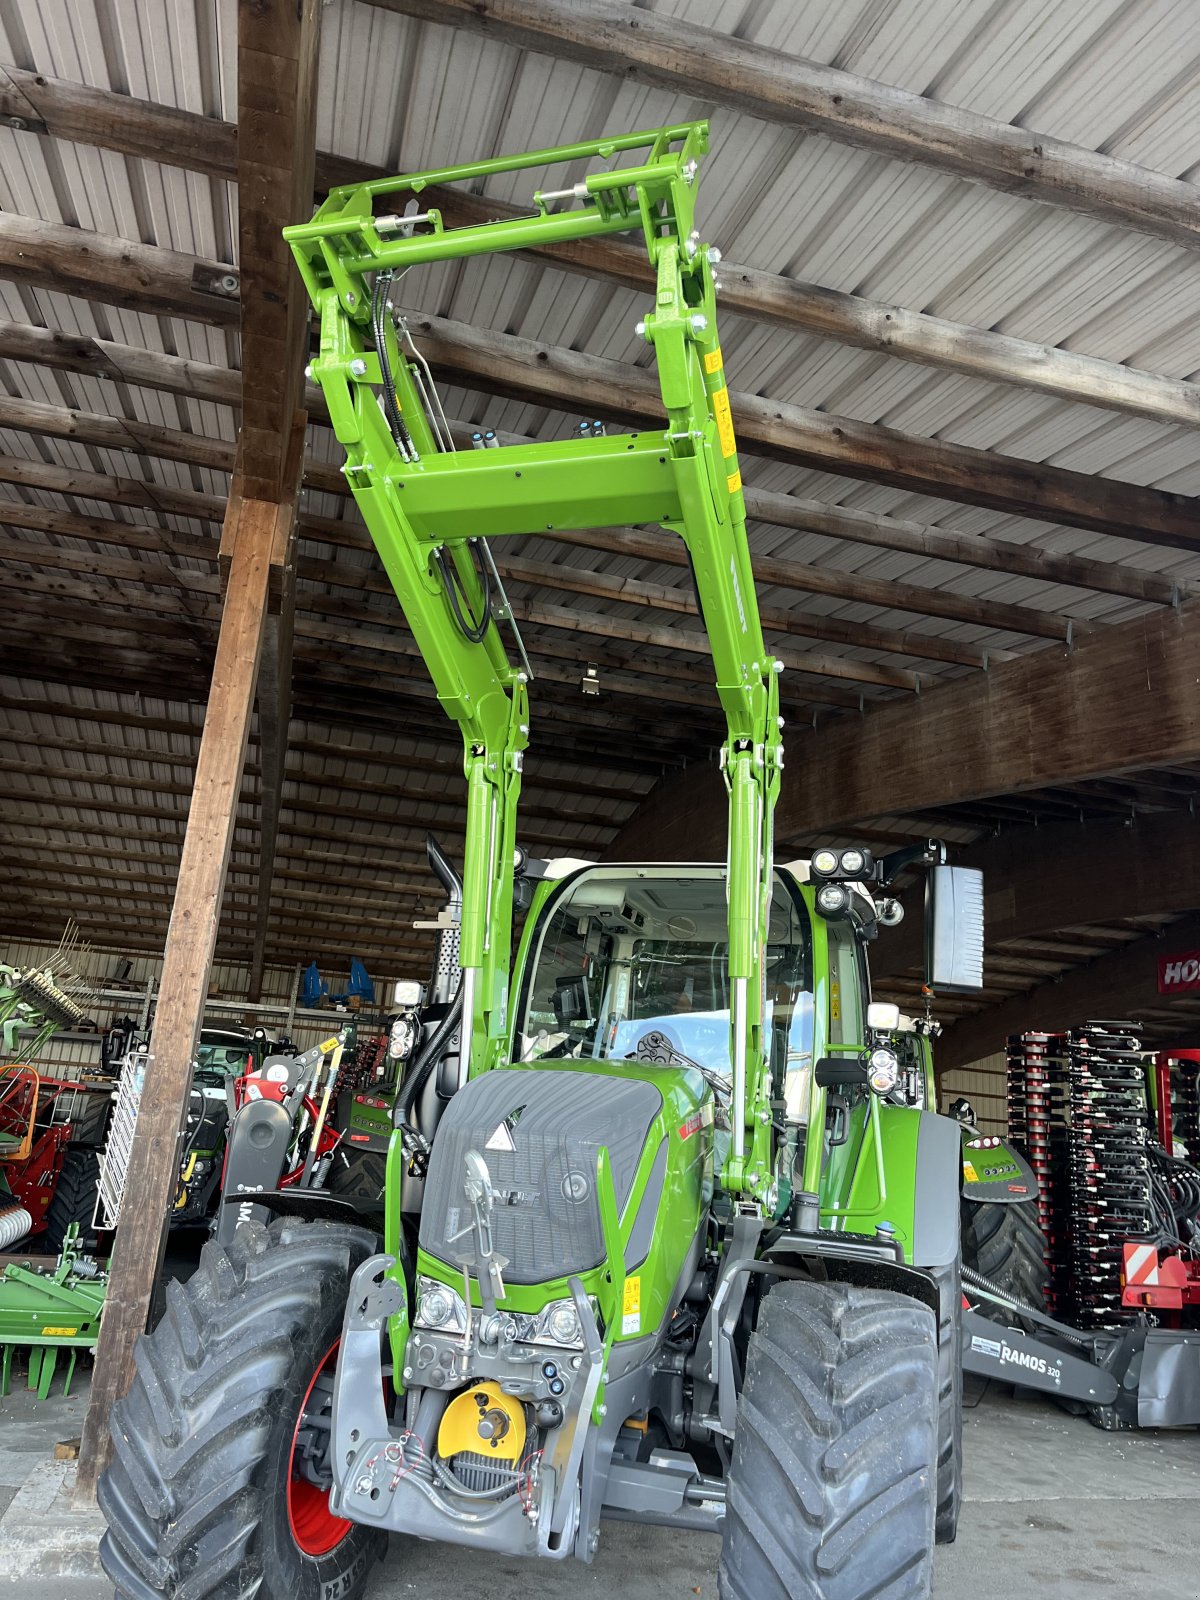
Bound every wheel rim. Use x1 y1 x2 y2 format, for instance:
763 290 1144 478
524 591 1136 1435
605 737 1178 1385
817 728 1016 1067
287 1340 353 1558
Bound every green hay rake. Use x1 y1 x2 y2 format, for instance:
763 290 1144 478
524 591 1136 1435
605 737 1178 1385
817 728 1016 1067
0 1225 107 1400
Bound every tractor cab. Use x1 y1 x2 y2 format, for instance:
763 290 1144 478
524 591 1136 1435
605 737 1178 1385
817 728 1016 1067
512 864 815 1097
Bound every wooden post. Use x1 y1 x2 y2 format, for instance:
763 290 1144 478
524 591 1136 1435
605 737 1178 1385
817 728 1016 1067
75 490 279 1496
75 0 320 1497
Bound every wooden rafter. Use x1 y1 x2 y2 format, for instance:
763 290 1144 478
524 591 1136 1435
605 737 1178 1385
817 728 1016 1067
0 311 1186 609
365 0 1200 251
1 222 1198 550
3 64 1200 424
0 437 1098 646
609 596 1200 862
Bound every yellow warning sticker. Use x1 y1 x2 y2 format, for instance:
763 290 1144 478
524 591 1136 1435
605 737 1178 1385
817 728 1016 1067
703 346 724 375
711 386 736 459
320 1037 341 1052
726 470 742 494
963 1162 979 1184
41 1327 78 1337
622 1275 642 1337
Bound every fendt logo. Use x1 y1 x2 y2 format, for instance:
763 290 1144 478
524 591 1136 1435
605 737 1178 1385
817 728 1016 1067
1158 950 1200 994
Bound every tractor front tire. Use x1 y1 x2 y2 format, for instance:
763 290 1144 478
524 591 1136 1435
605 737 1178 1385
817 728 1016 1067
719 1279 938 1600
44 1146 100 1254
98 1218 385 1600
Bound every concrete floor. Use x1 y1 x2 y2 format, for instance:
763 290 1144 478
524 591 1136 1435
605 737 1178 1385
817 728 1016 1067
1 1372 1197 1597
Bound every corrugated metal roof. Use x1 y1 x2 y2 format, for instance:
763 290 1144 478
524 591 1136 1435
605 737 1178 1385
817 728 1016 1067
2 0 1199 972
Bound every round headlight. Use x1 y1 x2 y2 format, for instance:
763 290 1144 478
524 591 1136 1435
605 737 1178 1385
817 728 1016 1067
840 848 865 876
421 1286 453 1328
816 883 849 916
867 1047 900 1094
811 848 839 877
545 1302 581 1346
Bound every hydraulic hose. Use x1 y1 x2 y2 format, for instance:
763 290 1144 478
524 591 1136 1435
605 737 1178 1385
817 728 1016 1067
393 981 465 1133
434 539 491 643
371 269 416 459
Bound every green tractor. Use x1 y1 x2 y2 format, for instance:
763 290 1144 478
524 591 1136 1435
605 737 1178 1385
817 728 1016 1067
98 125 985 1600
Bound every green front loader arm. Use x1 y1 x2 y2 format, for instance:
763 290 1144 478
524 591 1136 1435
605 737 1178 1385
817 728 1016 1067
287 123 782 1194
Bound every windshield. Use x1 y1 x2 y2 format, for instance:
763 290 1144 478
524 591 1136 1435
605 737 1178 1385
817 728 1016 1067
515 867 813 1106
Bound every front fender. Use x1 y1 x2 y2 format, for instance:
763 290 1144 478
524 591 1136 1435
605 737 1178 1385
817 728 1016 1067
959 1128 1039 1203
822 1103 962 1268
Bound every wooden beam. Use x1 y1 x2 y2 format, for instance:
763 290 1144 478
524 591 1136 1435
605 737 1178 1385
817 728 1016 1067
871 810 1200 981
0 513 948 681
0 436 1128 646
5 67 1198 429
0 690 650 798
0 63 239 177
608 597 1200 861
0 212 238 324
541 525 1068 642
741 487 1187 610
75 0 321 1499
934 913 1200 1073
0 318 251 411
3 219 1198 550
366 0 1200 252
0 305 1179 609
74 487 281 1496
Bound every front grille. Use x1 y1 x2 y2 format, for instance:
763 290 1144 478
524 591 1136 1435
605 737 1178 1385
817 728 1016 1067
420 1068 662 1283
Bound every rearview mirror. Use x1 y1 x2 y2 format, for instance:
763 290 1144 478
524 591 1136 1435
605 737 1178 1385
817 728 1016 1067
924 865 984 993
552 973 592 1027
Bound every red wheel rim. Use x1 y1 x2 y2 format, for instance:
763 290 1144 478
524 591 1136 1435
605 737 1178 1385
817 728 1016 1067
287 1340 353 1558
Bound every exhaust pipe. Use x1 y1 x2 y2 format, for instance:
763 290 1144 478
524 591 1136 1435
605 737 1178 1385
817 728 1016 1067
425 833 463 915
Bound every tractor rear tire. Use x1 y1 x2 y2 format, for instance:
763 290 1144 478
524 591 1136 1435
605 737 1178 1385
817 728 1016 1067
44 1146 100 1255
961 1199 1049 1323
931 1260 963 1545
98 1218 385 1600
328 1148 388 1209
719 1279 938 1600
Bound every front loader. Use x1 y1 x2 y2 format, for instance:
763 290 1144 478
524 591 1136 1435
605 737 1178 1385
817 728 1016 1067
98 125 982 1600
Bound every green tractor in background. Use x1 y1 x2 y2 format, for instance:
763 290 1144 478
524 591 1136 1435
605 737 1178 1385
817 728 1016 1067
98 125 989 1600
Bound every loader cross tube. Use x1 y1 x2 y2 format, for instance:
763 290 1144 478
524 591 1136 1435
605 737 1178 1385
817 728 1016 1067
287 122 782 1196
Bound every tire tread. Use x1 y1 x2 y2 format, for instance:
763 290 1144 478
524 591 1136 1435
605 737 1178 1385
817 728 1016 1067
719 1279 937 1600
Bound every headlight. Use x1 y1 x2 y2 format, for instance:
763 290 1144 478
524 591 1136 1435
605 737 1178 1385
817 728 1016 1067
516 1297 586 1350
815 883 849 919
839 848 866 876
867 1047 900 1095
543 1301 582 1346
811 848 839 877
414 1275 467 1332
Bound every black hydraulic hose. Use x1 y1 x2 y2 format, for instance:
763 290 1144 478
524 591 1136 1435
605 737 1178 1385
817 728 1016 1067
371 269 416 458
393 980 465 1133
435 539 491 643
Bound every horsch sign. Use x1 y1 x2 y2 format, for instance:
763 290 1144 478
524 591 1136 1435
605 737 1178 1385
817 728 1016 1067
1158 950 1200 995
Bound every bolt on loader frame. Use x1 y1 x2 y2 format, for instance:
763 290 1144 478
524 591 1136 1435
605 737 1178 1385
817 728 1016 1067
97 124 966 1600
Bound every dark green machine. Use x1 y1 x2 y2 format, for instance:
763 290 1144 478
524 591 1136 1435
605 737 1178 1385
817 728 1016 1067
98 126 985 1600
